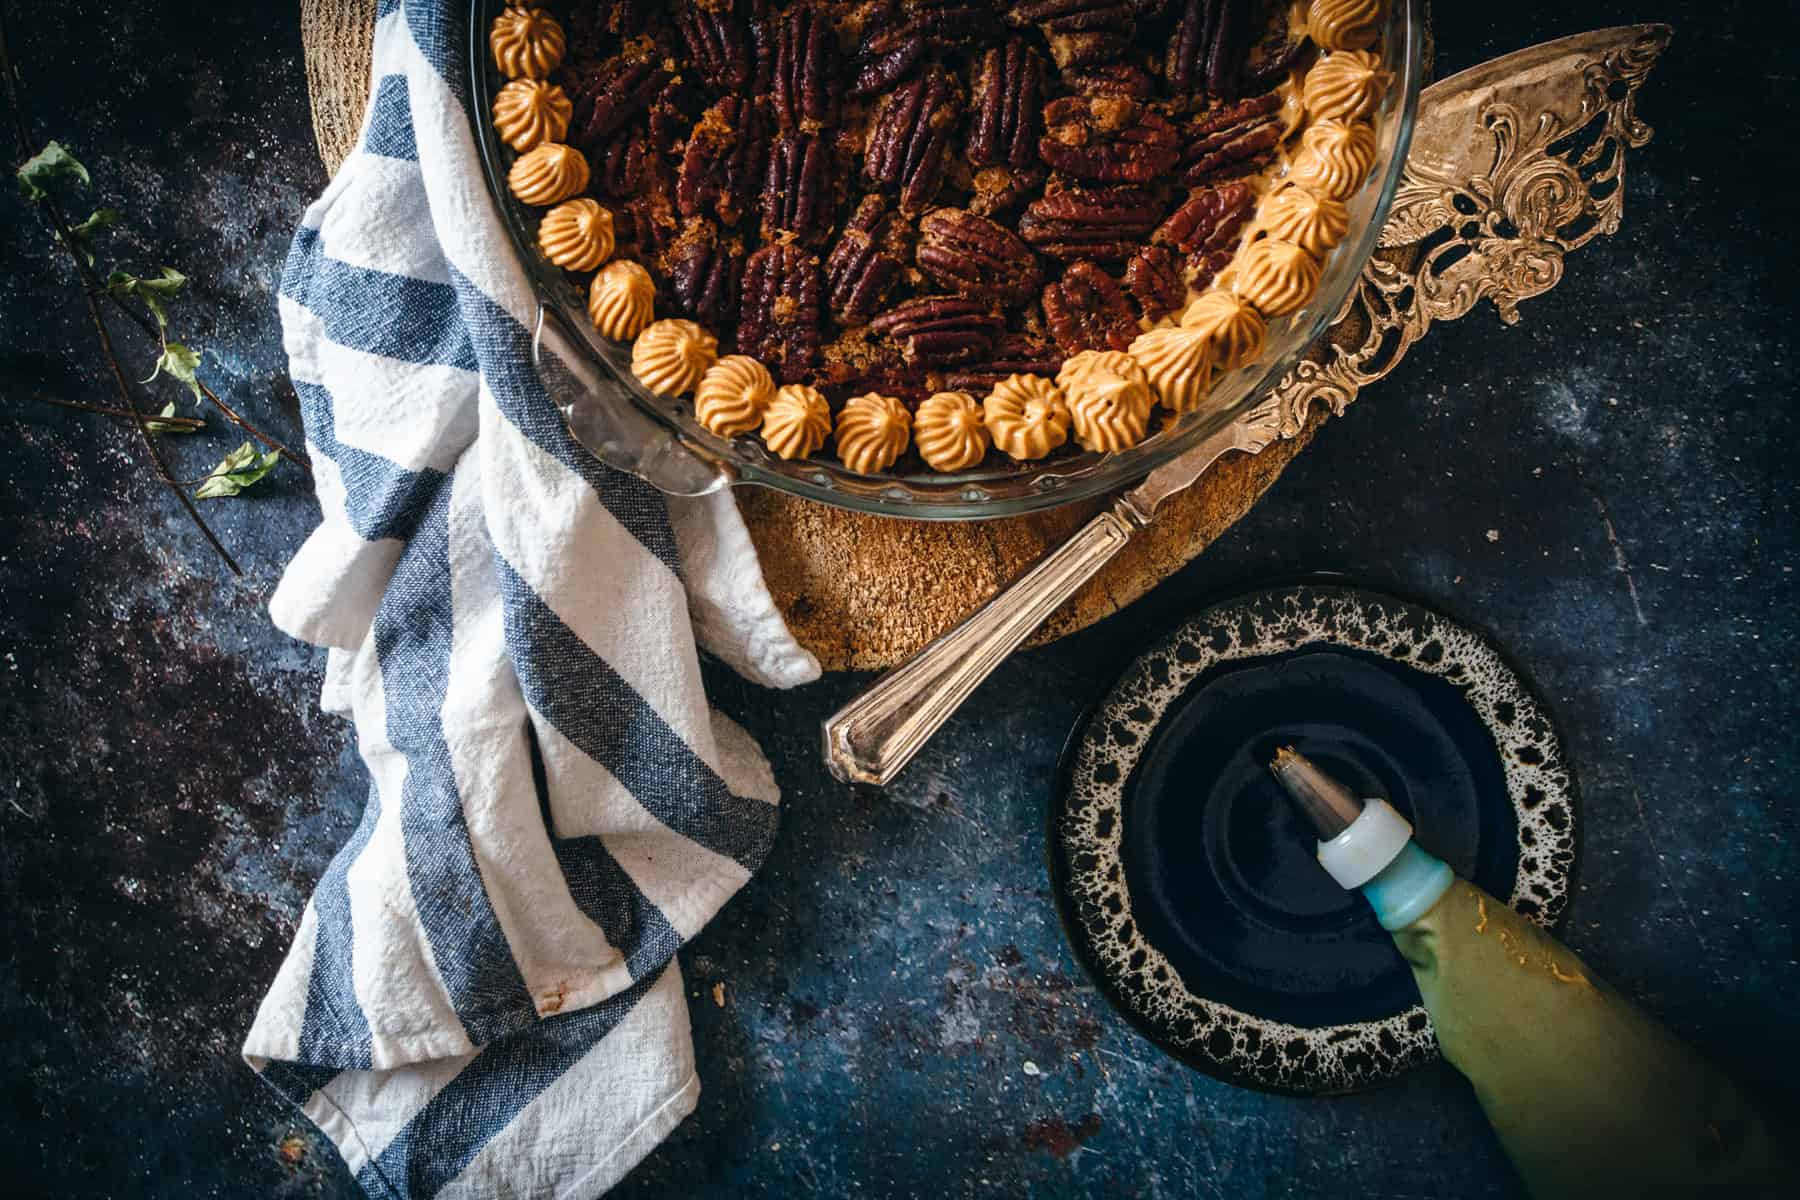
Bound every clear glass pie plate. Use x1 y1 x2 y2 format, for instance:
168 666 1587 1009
470 0 1423 520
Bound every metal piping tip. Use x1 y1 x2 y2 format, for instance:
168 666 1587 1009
1268 747 1366 840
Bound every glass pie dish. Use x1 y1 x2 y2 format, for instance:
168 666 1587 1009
470 0 1423 520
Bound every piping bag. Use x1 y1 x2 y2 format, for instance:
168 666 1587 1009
1269 748 1796 1199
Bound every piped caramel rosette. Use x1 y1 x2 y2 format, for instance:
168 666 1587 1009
761 385 832 461
1230 239 1323 317
914 391 990 472
1058 351 1154 454
1180 290 1268 370
1303 0 1383 52
1253 185 1350 257
1128 327 1216 414
1302 50 1390 122
834 393 912 475
588 261 655 340
694 356 775 438
1287 119 1378 201
509 142 588 206
492 79 571 153
631 319 718 397
983 375 1071 462
538 199 615 272
490 7 566 80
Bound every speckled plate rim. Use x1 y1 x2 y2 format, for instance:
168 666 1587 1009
1046 581 1581 1096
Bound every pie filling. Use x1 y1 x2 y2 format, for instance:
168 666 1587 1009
488 0 1391 475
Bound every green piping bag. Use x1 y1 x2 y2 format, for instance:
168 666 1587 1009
1270 747 1796 1199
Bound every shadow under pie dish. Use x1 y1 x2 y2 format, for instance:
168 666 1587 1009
472 0 1421 518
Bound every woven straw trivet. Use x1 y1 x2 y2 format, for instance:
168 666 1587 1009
301 1 1337 671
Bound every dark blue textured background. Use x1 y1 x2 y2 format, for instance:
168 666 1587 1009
1 3 1794 1197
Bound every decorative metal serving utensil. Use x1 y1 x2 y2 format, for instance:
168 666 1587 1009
822 24 1672 786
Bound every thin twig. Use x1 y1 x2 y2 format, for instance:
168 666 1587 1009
1 9 240 575
36 394 205 429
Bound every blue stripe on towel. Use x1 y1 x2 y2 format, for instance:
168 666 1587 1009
355 968 666 1200
444 267 685 578
295 788 381 1069
295 380 444 543
552 838 683 982
284 227 478 372
497 557 778 873
362 74 419 162
372 483 535 1046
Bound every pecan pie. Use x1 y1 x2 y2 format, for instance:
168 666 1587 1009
491 0 1391 475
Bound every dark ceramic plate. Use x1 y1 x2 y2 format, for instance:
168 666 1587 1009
1049 584 1579 1095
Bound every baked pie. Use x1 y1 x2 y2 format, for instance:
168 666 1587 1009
491 0 1390 474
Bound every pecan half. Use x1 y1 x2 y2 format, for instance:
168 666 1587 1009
1124 244 1185 320
677 96 767 225
1039 95 1179 184
917 209 1042 305
587 129 650 198
1153 179 1255 287
772 4 839 133
675 1 753 92
864 67 963 216
1165 0 1253 97
739 242 823 383
852 0 1000 96
869 296 1002 366
824 196 912 325
1064 60 1156 98
944 333 1064 392
1006 1 1133 69
571 57 670 148
669 218 744 328
969 164 1046 218
1018 184 1161 262
1042 261 1139 354
1178 90 1283 186
761 134 836 245
968 39 1047 170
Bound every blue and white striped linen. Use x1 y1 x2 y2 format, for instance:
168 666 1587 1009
244 2 820 1195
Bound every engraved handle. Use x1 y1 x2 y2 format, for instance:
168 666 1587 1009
821 502 1141 786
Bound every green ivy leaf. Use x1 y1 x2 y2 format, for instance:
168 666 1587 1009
145 340 204 405
194 441 282 500
17 141 89 201
57 207 122 267
144 401 197 435
106 266 187 327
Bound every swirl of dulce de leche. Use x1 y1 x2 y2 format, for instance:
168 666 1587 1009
490 7 566 80
1254 185 1351 257
508 142 588 206
492 79 572 152
1057 350 1153 454
761 385 833 461
1302 50 1390 122
1180 290 1268 370
1128 327 1215 414
913 391 990 472
631 319 718 397
1231 238 1323 317
1287 119 1378 201
834 393 912 475
694 355 775 438
983 375 1070 462
588 260 656 340
538 199 614 272
1306 0 1383 51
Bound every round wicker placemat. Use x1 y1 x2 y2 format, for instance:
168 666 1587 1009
299 0 1331 670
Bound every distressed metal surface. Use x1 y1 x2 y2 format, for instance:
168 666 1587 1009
2 2 1797 1198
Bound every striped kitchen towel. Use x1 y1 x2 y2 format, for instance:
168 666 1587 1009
244 1 820 1196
